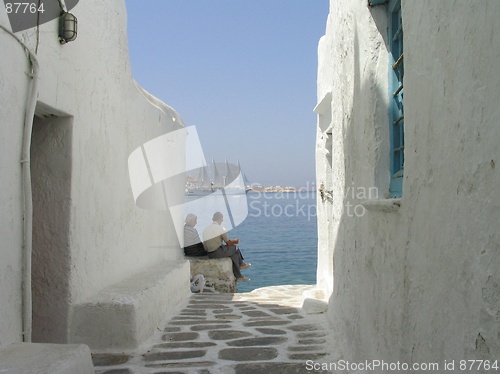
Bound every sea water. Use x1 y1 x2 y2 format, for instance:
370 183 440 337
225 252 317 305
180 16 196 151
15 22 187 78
227 191 318 293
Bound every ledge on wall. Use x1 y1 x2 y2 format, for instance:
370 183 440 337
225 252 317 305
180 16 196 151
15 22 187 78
361 198 402 213
69 260 190 351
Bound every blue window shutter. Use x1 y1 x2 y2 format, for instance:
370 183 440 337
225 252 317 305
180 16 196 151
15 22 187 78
388 0 404 197
369 0 388 6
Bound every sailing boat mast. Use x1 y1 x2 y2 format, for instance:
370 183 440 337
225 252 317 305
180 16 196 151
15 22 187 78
212 158 224 188
225 158 235 187
186 159 250 196
197 163 210 188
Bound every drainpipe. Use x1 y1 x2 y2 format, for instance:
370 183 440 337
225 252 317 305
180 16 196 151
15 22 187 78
0 24 40 343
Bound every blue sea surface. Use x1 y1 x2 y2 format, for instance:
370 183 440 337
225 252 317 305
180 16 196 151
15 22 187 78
227 191 318 293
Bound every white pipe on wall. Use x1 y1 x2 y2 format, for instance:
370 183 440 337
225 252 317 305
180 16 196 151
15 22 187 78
0 24 40 343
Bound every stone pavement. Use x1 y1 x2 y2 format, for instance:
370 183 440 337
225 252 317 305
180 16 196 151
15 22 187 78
92 285 335 374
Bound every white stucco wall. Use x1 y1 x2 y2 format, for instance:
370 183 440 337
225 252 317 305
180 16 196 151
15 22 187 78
317 0 500 367
0 1 187 347
0 13 30 347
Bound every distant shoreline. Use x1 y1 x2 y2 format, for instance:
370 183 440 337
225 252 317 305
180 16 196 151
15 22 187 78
249 186 317 193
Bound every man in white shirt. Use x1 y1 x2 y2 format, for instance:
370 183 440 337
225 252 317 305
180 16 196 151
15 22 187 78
202 212 251 282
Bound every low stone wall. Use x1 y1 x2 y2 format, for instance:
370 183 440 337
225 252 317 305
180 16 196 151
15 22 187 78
0 343 94 374
69 260 190 351
187 257 236 293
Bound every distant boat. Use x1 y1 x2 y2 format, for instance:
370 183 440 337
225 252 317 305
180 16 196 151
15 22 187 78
185 159 251 196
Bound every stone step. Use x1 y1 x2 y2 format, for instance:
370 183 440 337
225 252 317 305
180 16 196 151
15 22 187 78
0 343 93 374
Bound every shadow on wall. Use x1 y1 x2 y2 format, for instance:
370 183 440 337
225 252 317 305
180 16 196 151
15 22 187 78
31 114 73 343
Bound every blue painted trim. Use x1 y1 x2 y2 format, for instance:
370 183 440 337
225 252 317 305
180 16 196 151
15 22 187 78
369 0 388 6
388 0 400 13
388 0 404 197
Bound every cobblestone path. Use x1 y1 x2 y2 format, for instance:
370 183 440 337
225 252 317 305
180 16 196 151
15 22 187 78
92 285 334 374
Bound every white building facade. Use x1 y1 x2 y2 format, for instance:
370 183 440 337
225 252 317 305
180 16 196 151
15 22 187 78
316 0 500 367
0 1 189 351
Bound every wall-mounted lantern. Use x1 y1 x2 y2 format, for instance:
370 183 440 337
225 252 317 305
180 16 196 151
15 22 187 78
59 12 77 44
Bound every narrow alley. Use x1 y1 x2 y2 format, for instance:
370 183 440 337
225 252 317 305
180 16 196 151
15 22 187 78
92 285 334 374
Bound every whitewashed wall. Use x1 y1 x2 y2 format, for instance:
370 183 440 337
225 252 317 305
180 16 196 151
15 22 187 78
0 10 29 347
0 0 186 347
316 0 500 366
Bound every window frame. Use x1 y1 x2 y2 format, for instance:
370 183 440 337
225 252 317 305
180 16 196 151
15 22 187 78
388 0 404 197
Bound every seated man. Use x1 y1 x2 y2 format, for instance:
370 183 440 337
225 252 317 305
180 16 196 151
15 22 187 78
202 212 251 282
183 213 208 256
